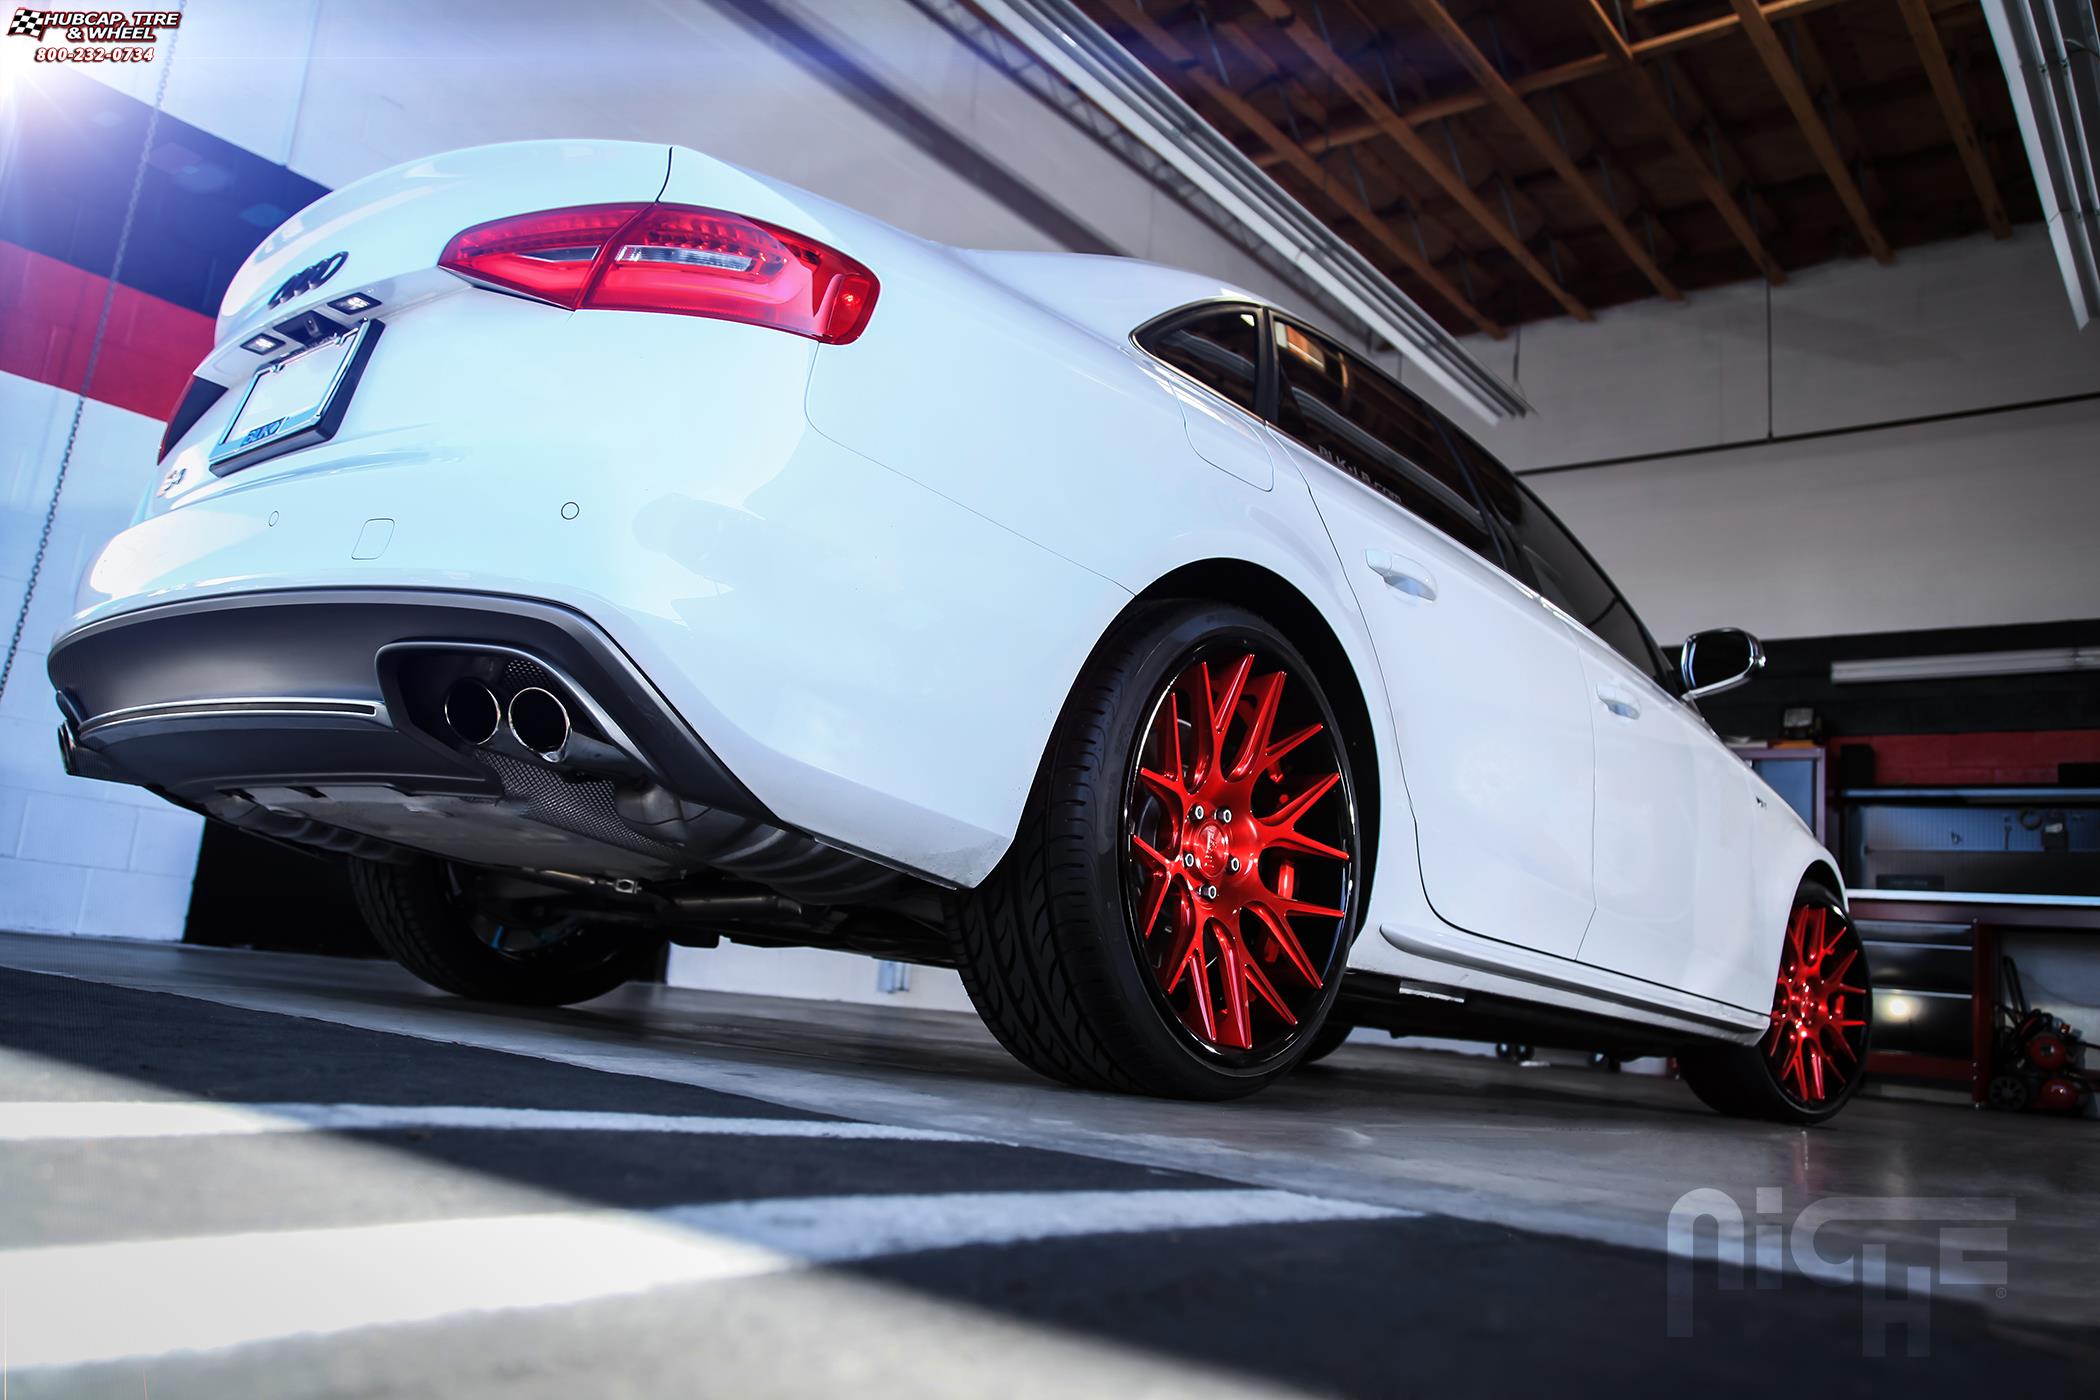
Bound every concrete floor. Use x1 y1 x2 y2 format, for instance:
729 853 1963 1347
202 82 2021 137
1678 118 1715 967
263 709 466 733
0 931 2093 1395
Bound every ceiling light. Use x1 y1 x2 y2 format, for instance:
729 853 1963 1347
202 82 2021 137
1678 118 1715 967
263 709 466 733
1831 648 2100 683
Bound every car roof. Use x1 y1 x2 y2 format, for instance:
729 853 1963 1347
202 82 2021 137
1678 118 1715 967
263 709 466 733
955 248 1274 344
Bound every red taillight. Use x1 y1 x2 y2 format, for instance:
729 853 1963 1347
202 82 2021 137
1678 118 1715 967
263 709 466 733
158 376 227 463
438 203 879 344
437 203 647 309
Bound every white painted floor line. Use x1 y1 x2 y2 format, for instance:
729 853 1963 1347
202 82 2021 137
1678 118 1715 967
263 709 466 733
661 1188 1414 1264
0 1189 1410 1371
0 1101 985 1144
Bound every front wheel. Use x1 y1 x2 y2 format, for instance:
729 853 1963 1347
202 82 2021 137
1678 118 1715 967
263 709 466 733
948 602 1364 1099
349 856 661 1006
1679 880 1871 1125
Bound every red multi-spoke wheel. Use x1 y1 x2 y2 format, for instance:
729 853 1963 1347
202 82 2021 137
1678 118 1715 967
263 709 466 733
1123 649 1356 1057
1679 880 1872 1124
948 603 1362 1099
1762 899 1868 1108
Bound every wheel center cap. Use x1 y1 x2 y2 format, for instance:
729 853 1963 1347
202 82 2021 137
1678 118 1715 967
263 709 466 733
1190 821 1233 881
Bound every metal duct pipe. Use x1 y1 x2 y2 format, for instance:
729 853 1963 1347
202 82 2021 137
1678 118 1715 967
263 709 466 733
1983 0 2100 327
968 0 1530 422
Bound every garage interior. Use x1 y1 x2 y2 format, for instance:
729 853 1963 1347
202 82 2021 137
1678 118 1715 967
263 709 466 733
1 0 2096 1393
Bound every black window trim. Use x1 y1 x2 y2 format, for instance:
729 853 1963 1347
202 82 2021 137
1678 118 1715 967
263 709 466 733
1136 300 1670 685
1264 312 1509 573
1517 478 1675 688
1458 442 1676 687
1130 299 1271 424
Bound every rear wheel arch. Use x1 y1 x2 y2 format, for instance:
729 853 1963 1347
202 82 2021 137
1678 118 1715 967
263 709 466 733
1123 558 1384 918
1805 859 1844 906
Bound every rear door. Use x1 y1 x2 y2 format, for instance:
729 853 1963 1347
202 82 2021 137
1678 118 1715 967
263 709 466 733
1269 318 1596 958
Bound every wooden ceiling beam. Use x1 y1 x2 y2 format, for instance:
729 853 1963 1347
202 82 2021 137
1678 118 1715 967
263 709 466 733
1619 6 1784 257
1240 0 1591 321
1787 17 1886 213
1895 0 2011 238
1727 0 1891 263
1206 18 1502 294
1095 0 1503 337
1580 0 1784 284
1248 0 1854 171
1402 0 1679 304
1407 0 1680 301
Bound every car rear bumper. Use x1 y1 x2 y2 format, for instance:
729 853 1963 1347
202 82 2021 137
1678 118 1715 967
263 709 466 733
50 587 756 812
55 354 1132 885
49 588 790 881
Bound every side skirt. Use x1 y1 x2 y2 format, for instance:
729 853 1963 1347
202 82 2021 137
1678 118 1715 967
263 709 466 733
1378 920 1769 1043
1338 974 1707 1060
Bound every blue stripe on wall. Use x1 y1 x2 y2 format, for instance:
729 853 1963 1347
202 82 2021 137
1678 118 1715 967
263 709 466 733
2 70 331 318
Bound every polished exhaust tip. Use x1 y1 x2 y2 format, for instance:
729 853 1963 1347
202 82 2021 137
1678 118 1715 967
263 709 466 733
441 678 501 746
506 686 571 762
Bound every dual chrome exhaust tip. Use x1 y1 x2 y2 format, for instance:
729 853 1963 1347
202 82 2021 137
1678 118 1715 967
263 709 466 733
442 678 570 762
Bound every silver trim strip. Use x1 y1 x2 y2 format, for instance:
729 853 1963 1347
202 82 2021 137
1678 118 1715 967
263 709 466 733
78 697 386 739
1379 921 1769 1035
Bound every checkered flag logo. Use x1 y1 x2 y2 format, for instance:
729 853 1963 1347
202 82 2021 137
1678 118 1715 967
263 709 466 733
8 9 51 39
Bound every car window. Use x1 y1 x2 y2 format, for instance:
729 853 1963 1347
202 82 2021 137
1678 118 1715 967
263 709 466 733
1137 306 1261 414
1463 444 1670 682
1270 318 1499 564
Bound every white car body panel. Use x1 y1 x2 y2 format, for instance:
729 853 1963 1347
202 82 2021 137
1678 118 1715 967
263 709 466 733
56 139 1839 1043
1293 442 1598 961
1566 623 1763 1006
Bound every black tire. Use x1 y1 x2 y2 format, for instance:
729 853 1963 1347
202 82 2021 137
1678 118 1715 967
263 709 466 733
1298 1017 1355 1067
1679 878 1871 1126
947 601 1363 1100
348 856 661 1006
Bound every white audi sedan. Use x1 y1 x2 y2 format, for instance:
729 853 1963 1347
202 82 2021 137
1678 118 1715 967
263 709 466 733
50 140 1867 1121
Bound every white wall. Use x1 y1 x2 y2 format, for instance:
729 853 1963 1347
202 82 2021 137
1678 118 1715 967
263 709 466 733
0 378 205 939
667 943 975 1013
1409 228 2100 643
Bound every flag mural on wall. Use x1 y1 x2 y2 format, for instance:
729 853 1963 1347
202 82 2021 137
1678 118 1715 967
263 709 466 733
0 69 329 420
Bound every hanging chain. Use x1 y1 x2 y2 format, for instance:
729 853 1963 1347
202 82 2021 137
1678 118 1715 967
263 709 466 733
0 11 185 707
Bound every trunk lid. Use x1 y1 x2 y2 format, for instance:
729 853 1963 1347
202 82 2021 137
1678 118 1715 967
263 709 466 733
204 140 672 383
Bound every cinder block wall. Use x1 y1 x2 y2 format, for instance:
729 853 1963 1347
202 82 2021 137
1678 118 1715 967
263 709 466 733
0 379 203 938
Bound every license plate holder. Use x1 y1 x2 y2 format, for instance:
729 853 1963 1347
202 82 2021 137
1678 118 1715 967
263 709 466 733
208 318 384 475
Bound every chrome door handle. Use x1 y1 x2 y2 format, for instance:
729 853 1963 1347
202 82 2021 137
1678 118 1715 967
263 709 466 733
1597 685 1640 720
1366 549 1437 602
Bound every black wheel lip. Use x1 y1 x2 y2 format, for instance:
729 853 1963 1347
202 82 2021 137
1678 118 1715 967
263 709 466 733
1762 897 1873 1115
1115 627 1362 1075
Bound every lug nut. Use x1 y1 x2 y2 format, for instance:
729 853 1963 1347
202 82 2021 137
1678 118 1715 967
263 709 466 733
1219 808 1232 824
1182 853 1197 868
1191 805 1205 821
1202 885 1218 901
1228 857 1241 873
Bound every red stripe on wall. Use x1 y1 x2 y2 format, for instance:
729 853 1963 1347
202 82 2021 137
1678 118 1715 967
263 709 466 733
0 241 215 421
1849 730 2100 786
